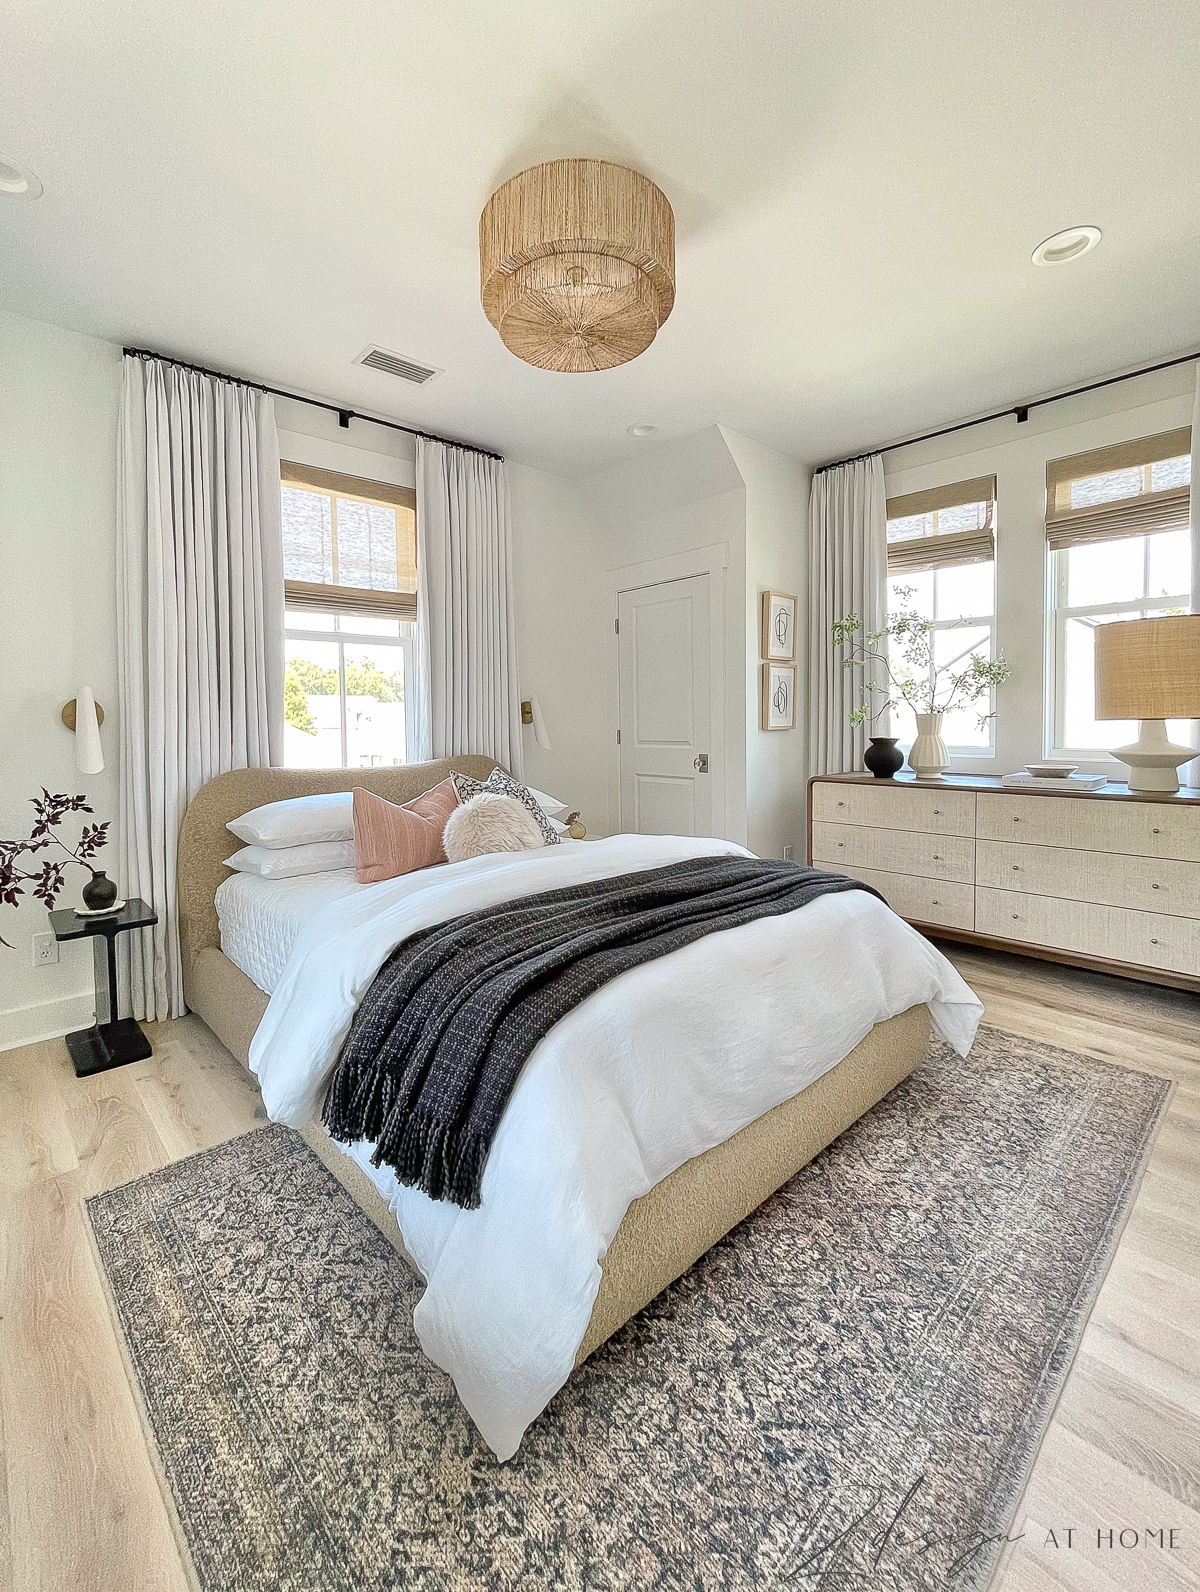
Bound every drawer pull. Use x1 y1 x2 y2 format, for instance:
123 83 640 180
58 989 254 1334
1012 913 1019 920
932 809 941 816
837 801 845 808
837 842 844 848
1151 938 1159 946
933 853 940 860
1152 883 1160 890
1011 864 1019 872
1152 827 1160 835
932 899 940 906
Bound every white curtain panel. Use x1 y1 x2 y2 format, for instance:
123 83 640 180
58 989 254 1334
806 454 889 776
415 436 523 777
117 356 285 1020
1188 364 1199 788
1177 364 1196 786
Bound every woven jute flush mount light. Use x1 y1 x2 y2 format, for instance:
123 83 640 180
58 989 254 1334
480 159 675 372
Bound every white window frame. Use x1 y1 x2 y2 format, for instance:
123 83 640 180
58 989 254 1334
885 475 999 761
887 574 999 758
284 610 418 769
1047 536 1190 760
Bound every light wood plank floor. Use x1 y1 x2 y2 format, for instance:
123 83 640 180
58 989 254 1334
0 947 1196 1591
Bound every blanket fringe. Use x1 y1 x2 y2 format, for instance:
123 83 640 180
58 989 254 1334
328 1079 490 1211
323 1060 398 1149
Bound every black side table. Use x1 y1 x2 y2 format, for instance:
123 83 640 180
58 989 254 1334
48 898 159 1078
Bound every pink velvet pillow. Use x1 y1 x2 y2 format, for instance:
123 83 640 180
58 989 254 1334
352 779 460 884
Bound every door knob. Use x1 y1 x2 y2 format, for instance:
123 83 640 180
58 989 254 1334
693 752 709 773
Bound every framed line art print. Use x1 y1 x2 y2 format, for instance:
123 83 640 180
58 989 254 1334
761 590 797 661
761 663 796 731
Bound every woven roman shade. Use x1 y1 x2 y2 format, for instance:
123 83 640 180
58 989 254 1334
1045 427 1192 551
282 461 417 619
885 475 996 573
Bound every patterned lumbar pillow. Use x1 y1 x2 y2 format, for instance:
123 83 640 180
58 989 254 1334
450 768 561 846
443 793 545 863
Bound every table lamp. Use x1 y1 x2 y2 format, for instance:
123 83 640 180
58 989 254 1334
1094 615 1200 793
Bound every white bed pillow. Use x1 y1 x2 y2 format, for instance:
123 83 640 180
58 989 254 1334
525 785 568 817
228 791 354 848
227 783 567 847
225 840 357 879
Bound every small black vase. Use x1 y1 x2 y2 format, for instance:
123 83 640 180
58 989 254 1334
81 870 118 911
863 736 904 779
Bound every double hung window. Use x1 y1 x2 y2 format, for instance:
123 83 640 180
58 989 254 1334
1047 428 1191 756
885 475 998 754
281 462 418 769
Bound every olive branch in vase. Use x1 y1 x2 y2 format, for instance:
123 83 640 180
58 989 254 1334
831 594 1011 732
0 790 111 948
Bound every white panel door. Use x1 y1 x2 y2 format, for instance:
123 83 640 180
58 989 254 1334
618 575 712 836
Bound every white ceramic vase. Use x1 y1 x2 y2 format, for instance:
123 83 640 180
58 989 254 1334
908 711 948 780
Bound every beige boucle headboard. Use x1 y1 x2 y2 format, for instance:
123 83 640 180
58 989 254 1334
176 757 501 990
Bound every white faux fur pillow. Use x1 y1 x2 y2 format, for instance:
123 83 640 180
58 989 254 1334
443 793 545 863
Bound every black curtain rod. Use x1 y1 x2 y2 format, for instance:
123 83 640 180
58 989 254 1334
817 345 1200 474
122 347 504 462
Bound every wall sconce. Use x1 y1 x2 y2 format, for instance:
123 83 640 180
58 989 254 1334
520 695 553 751
62 687 105 774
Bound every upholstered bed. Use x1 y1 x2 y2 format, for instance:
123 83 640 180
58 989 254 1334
178 759 979 1456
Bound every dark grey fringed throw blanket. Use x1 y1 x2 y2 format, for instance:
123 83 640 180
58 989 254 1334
322 856 881 1209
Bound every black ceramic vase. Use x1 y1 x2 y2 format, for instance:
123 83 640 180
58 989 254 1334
81 870 118 911
863 736 904 779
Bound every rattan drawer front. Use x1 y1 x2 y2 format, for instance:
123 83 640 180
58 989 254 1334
976 792 1200 862
975 888 1200 977
811 782 975 837
976 839 1200 919
812 822 975 884
828 863 975 931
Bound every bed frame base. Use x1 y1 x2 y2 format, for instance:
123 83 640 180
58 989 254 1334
179 765 932 1364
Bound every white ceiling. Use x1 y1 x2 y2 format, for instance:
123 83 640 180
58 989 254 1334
2 1 1199 475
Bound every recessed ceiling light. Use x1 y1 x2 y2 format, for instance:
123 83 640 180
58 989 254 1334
0 155 43 199
1031 225 1101 267
627 423 660 438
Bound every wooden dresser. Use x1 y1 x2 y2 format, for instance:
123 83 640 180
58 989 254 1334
808 772 1200 992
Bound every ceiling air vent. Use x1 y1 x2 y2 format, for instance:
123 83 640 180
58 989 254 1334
355 345 441 384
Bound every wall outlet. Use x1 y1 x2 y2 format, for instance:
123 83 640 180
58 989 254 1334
32 932 59 968
783 844 793 862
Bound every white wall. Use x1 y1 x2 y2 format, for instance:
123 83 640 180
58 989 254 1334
882 365 1196 777
275 394 416 485
510 426 812 856
507 460 609 819
721 428 810 858
0 311 123 1047
583 428 749 844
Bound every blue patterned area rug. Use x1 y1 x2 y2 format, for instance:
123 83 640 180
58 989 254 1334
87 1029 1169 1592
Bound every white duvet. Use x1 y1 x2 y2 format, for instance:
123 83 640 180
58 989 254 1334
250 833 982 1460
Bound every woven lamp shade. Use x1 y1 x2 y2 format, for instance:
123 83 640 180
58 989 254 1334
1094 615 1200 720
480 160 675 372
